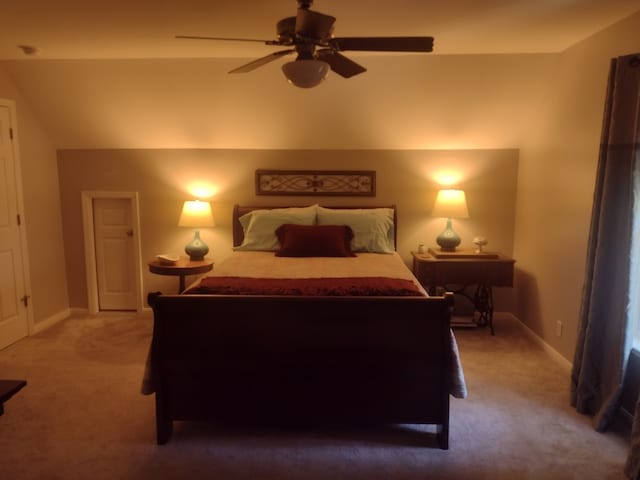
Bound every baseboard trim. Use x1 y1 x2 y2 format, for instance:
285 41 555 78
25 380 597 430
31 308 71 334
500 312 573 373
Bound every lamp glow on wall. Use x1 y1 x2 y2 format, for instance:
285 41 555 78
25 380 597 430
178 200 215 261
432 189 469 251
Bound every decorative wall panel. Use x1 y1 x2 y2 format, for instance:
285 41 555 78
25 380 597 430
255 169 376 196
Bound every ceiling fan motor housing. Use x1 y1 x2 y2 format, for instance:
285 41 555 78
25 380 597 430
277 17 296 42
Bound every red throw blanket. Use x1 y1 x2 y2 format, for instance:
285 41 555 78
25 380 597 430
185 276 424 296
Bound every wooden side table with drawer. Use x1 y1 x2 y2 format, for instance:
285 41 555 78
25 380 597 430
412 248 515 335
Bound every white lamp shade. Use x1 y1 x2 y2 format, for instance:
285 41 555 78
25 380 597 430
282 59 329 88
432 189 469 218
178 200 215 227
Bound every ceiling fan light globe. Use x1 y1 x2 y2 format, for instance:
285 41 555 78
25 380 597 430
282 59 329 88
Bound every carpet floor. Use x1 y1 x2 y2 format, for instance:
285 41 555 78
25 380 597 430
0 312 629 479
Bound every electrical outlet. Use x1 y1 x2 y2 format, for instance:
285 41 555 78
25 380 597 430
556 321 563 337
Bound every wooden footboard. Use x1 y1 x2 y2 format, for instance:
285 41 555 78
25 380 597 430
148 292 454 448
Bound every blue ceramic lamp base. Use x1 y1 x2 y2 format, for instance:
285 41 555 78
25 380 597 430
436 218 462 252
184 230 209 261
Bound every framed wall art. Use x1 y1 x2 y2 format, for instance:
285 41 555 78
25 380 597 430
255 169 376 196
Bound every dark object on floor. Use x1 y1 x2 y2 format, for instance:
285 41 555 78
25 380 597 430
0 380 27 415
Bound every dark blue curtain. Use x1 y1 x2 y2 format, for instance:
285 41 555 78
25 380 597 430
567 54 640 477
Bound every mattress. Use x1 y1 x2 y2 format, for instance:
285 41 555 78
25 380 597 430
190 251 427 294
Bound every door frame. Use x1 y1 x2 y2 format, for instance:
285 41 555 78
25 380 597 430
81 191 143 314
0 98 34 334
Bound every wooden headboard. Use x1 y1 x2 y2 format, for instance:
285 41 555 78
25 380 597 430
232 205 398 249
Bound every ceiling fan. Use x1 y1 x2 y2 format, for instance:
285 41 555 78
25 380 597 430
176 0 434 88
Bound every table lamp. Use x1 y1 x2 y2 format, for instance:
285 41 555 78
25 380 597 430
432 189 469 251
178 200 215 261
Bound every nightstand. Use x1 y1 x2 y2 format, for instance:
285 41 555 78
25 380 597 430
412 248 515 334
148 258 214 293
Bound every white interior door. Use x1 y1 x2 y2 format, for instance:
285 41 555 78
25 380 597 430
93 198 137 311
0 104 29 349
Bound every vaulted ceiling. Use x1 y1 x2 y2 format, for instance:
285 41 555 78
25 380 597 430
1 1 639 150
2 0 639 59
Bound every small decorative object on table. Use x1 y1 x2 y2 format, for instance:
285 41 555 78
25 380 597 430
156 254 178 265
473 236 488 253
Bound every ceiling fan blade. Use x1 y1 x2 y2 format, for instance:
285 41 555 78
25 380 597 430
329 37 434 52
316 50 366 78
295 9 336 39
176 35 284 46
229 49 295 73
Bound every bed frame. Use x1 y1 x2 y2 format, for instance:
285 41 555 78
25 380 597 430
147 205 455 448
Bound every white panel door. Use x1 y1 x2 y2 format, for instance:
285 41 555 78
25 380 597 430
0 105 29 349
93 198 136 311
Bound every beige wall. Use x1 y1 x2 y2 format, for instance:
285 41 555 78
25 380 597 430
3 8 640 361
0 71 69 326
1 39 554 323
58 148 519 309
514 10 640 361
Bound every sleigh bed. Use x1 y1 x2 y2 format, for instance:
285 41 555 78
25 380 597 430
144 204 466 449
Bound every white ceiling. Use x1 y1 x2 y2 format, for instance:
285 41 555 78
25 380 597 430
2 0 640 60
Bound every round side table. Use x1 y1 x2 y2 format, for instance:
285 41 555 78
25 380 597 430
148 258 213 292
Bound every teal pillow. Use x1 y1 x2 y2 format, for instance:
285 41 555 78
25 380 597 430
316 207 395 253
235 205 317 251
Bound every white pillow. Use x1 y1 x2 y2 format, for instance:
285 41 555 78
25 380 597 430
235 205 318 251
316 207 395 253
